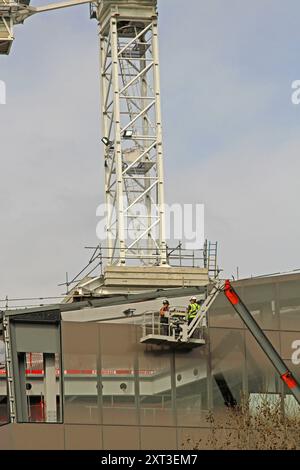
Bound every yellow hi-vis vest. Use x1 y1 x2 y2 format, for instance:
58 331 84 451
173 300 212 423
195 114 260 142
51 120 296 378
188 303 199 319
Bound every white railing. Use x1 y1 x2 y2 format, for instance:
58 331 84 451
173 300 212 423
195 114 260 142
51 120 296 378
141 308 205 343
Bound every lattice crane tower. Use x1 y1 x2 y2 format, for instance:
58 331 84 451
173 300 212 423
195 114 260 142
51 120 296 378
0 0 167 267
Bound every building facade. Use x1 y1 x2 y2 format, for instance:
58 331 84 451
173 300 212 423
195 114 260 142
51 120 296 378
0 273 300 449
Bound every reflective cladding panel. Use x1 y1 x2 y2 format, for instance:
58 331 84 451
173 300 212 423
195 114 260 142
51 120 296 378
140 427 177 450
136 328 174 426
280 331 300 362
242 281 279 330
62 323 100 424
210 328 246 409
102 425 140 451
0 323 9 425
174 346 210 427
210 275 300 331
99 324 138 426
278 278 300 331
64 424 102 450
245 331 281 395
208 286 244 329
209 279 280 330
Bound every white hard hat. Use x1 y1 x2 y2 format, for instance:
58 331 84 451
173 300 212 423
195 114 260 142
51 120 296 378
190 296 197 301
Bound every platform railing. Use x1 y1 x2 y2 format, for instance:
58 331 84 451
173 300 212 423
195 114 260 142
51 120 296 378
141 308 206 343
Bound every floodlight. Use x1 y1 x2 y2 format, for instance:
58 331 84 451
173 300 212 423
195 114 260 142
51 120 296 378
101 137 110 146
122 129 133 139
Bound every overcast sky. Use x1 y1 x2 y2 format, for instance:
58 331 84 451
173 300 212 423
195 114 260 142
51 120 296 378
1 0 300 302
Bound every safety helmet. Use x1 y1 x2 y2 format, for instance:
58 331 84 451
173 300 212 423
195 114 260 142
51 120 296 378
190 296 197 302
163 299 169 305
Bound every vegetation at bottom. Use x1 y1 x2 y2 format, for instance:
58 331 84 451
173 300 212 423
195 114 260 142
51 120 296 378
182 395 300 450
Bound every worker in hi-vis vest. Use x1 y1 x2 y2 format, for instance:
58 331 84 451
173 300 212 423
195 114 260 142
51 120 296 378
187 296 199 324
160 299 170 335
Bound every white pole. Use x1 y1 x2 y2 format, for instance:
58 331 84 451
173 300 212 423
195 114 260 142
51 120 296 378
152 20 167 265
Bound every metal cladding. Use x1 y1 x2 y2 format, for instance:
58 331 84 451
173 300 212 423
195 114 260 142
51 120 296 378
223 279 300 404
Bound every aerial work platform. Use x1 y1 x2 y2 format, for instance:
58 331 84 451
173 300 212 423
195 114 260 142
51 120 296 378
140 309 207 349
140 331 206 349
139 282 219 347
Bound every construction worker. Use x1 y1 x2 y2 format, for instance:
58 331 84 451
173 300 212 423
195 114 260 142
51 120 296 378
160 299 170 335
187 296 200 324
